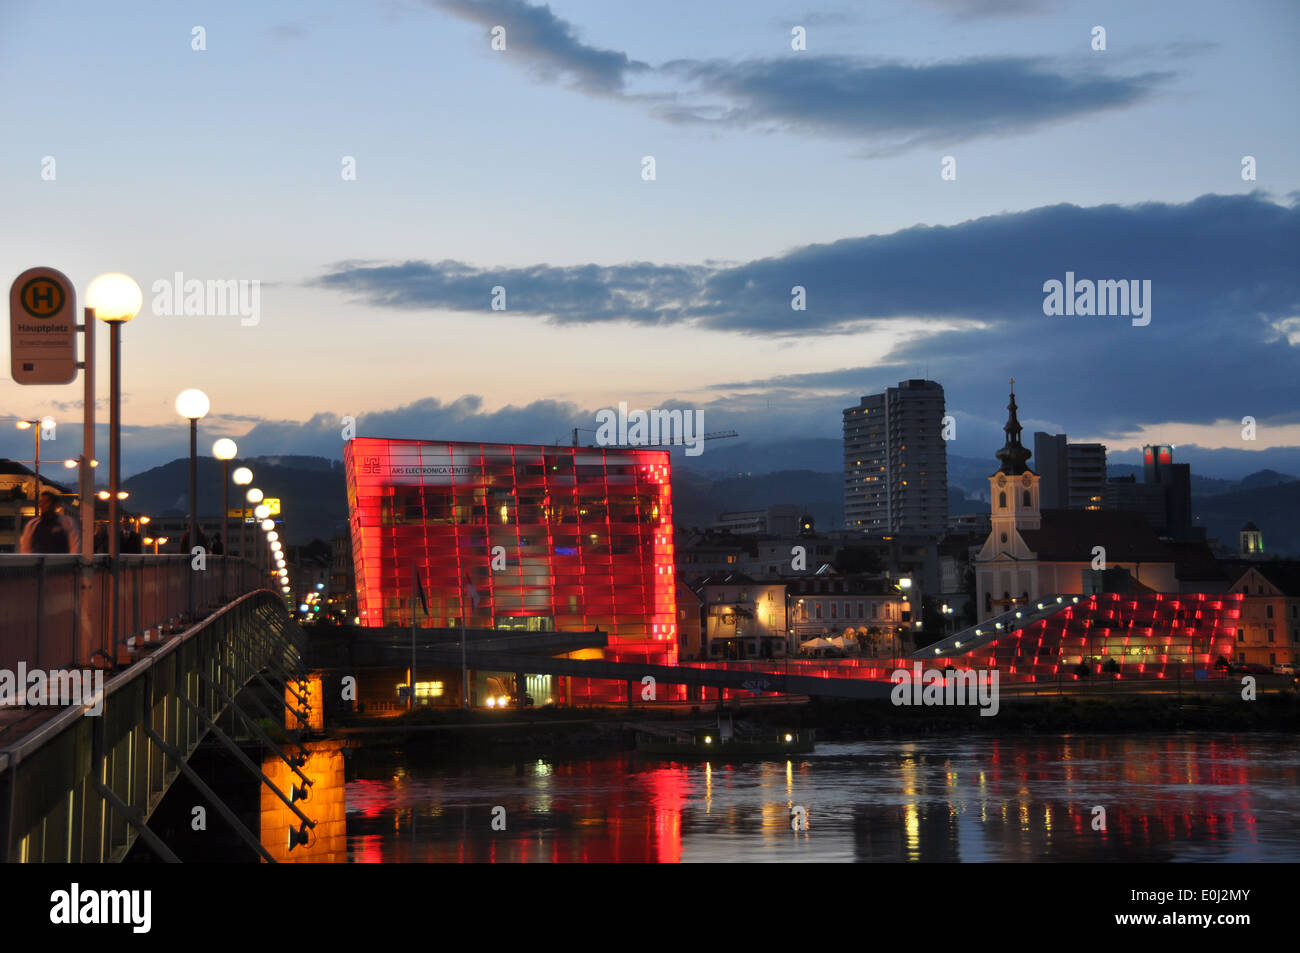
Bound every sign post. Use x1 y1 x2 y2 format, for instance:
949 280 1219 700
10 267 77 384
10 267 97 664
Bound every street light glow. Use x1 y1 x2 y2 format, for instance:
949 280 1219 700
246 488 264 504
175 389 210 420
87 273 142 323
212 438 238 460
232 467 253 485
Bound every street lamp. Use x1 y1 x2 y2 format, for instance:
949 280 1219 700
232 466 252 578
88 272 141 657
14 417 55 502
212 438 238 601
175 388 210 616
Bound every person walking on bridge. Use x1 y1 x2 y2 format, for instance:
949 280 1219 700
19 490 81 554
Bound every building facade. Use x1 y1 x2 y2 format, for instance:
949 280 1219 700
1033 433 1106 510
343 438 678 674
843 379 948 536
1227 564 1300 667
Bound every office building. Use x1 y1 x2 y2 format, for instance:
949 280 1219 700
1033 433 1106 510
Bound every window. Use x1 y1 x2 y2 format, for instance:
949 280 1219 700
1266 604 1274 619
1267 628 1275 643
815 603 822 619
831 602 838 619
998 492 1006 509
1236 629 1244 642
1023 491 1031 507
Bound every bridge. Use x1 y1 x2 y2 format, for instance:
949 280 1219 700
315 625 898 704
910 594 1082 660
0 555 315 862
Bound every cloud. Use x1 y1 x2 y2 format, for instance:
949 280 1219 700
427 0 649 94
915 0 1048 18
313 192 1300 433
424 1 1165 152
657 56 1170 153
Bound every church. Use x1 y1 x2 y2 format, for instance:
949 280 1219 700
974 384 1220 622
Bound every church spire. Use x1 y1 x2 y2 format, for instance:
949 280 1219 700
995 378 1032 475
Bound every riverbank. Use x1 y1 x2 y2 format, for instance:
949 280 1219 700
324 691 1300 752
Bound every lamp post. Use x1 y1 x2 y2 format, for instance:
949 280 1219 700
87 273 142 658
213 439 238 601
248 491 265 583
233 467 252 589
176 388 210 617
14 417 55 502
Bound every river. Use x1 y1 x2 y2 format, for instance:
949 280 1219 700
342 733 1300 862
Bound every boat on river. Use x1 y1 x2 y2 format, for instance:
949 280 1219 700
634 714 814 759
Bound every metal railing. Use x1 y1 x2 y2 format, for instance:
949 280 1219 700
0 555 266 673
0 588 305 862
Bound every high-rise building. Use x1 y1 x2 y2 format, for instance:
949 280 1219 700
843 379 948 536
1067 443 1107 510
1033 432 1106 510
1142 444 1194 540
1105 445 1197 540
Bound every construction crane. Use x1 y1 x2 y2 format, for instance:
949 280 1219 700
565 427 739 448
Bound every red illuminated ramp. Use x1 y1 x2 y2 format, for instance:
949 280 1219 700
910 595 1083 661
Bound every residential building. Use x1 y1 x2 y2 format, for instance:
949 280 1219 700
843 379 948 535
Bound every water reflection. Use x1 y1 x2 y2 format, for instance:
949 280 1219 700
343 733 1300 862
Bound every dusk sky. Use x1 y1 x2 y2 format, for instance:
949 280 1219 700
2 0 1298 477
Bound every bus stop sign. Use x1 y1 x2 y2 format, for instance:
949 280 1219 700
10 266 77 384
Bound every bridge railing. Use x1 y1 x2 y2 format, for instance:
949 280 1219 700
0 588 304 862
0 555 267 673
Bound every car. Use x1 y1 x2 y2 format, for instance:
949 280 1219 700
1271 662 1296 676
1228 663 1272 675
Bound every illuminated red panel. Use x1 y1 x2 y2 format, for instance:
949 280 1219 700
344 438 676 703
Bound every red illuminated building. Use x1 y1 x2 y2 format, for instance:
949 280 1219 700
343 439 677 701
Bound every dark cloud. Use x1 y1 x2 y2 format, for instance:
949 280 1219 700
425 2 1163 152
657 56 1170 153
427 0 649 94
313 192 1300 432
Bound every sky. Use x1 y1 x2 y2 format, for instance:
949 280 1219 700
1 0 1298 478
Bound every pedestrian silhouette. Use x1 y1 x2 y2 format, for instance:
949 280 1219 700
19 490 81 554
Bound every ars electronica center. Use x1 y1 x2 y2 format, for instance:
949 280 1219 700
343 438 678 704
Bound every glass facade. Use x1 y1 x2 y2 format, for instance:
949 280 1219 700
344 439 677 693
933 592 1244 680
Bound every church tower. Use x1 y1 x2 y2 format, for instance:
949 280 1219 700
976 381 1042 618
